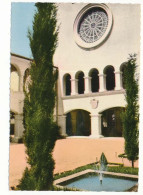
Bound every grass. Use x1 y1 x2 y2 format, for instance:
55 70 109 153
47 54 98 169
52 185 80 191
107 166 138 175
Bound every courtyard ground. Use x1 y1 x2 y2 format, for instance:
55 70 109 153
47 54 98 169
9 137 138 188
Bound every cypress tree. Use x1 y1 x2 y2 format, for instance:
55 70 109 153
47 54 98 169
100 152 108 171
122 54 139 168
18 3 60 190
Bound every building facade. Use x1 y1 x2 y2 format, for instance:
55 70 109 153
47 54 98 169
10 3 140 141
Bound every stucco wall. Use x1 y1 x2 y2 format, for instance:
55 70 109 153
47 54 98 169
54 3 140 71
62 92 126 115
10 92 24 114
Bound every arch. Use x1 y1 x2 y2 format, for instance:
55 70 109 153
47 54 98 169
11 63 21 75
64 108 91 115
104 65 115 91
63 73 71 96
75 71 85 94
10 64 20 92
66 109 91 136
120 62 127 89
89 68 99 92
99 106 125 114
100 107 125 137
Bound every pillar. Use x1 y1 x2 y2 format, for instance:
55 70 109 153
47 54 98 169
19 73 24 92
115 71 122 90
14 114 24 139
71 79 78 95
90 114 103 138
58 115 67 136
99 74 106 92
84 76 91 94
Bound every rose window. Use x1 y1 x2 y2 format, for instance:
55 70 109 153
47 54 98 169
73 4 113 49
78 8 108 43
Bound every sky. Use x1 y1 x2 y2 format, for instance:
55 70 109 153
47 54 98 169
11 3 36 58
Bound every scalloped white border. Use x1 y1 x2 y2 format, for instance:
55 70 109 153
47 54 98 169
73 4 113 49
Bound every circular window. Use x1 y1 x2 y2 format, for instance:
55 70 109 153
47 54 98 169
73 4 113 49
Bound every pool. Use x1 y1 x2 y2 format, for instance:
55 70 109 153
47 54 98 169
55 170 138 192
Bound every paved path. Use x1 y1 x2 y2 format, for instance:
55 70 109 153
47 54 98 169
9 137 138 188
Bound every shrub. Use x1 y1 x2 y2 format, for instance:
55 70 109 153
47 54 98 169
18 137 23 143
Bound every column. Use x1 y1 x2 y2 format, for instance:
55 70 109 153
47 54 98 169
58 115 67 136
19 73 24 92
84 76 91 94
14 114 25 139
90 114 103 138
115 71 122 90
71 79 78 95
99 74 106 92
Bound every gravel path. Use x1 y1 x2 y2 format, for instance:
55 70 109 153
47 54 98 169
9 137 138 188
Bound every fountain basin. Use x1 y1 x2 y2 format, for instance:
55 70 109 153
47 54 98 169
54 169 138 192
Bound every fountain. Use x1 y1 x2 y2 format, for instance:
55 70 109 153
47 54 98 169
99 172 103 184
54 153 138 191
98 152 108 185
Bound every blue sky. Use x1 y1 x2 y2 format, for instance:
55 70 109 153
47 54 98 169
11 3 36 58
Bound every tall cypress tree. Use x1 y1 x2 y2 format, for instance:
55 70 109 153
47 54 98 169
122 54 139 168
18 3 60 190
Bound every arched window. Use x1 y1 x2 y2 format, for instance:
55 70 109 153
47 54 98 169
89 68 99 92
24 68 30 92
10 65 19 92
76 71 85 94
120 63 127 89
104 65 115 91
63 74 71 96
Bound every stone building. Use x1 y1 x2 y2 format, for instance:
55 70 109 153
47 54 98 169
10 3 140 141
